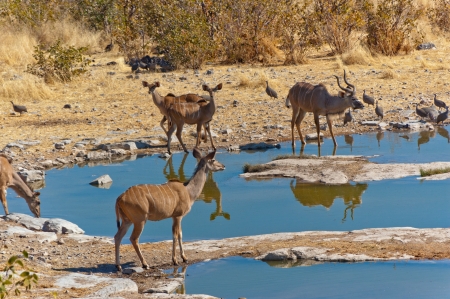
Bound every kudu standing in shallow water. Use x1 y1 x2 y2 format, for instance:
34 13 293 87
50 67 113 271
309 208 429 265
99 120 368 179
166 83 222 154
0 154 40 217
114 148 225 271
285 70 364 148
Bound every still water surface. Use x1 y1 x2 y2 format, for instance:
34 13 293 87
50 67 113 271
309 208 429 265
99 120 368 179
182 257 450 299
7 130 450 242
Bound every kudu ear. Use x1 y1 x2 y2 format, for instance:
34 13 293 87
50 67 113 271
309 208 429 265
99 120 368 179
215 83 223 91
142 81 148 87
338 91 345 98
205 150 216 161
34 192 40 196
155 81 160 87
192 147 203 160
202 84 209 91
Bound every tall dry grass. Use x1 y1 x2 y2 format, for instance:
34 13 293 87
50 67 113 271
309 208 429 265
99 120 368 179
0 72 53 101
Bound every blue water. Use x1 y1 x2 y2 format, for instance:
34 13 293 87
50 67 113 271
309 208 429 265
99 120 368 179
182 257 450 299
6 130 450 242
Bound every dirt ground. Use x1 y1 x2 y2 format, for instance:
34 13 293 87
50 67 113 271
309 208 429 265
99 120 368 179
1 48 450 297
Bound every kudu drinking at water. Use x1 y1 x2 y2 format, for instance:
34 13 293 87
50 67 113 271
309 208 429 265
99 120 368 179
0 154 40 217
285 70 364 148
166 83 222 154
114 148 225 271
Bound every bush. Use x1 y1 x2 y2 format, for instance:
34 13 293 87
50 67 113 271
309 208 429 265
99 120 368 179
311 0 366 55
365 0 424 55
26 40 90 83
0 251 38 298
427 0 450 33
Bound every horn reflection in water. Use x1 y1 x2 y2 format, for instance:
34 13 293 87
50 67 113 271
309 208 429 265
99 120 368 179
290 180 368 222
164 153 228 220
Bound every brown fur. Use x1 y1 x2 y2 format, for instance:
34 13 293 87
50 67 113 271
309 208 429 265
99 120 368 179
166 83 223 154
0 157 40 217
114 148 225 271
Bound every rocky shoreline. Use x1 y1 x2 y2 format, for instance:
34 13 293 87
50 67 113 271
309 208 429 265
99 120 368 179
2 212 450 298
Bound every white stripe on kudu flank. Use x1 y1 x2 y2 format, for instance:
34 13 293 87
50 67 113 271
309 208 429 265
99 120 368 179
156 185 167 209
167 184 177 199
161 184 173 208
145 185 156 216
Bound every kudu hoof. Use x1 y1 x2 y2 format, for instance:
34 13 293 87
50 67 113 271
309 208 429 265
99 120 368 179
142 264 150 269
116 265 122 272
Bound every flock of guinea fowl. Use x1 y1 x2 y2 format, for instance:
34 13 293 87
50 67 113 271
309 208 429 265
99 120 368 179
4 69 449 272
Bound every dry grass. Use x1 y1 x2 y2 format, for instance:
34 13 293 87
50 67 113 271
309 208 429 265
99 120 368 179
341 46 374 66
242 163 275 173
0 72 53 101
420 167 450 177
237 71 269 89
379 69 396 79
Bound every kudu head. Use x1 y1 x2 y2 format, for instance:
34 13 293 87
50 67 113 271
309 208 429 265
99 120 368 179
27 191 41 218
202 83 223 99
192 148 225 173
142 81 160 93
334 70 364 110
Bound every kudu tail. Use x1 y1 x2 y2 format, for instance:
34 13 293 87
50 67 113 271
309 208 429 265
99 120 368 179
285 96 291 108
115 203 121 230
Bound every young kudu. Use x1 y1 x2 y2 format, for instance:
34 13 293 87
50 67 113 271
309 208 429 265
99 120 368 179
166 83 222 154
114 148 225 271
285 71 364 148
0 154 40 217
142 81 208 141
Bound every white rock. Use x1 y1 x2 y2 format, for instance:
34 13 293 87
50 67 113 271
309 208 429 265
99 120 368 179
42 218 85 234
89 174 113 186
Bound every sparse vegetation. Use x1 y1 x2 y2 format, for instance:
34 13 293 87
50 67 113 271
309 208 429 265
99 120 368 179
26 40 91 83
243 163 275 173
420 167 450 177
0 251 38 298
427 0 450 33
272 154 318 161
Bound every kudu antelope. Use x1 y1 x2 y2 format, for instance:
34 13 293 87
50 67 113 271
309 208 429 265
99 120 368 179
166 83 222 154
285 71 364 147
0 154 40 217
142 81 208 142
114 148 225 271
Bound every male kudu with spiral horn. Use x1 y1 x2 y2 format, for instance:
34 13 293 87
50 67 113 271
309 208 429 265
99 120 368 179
285 70 364 148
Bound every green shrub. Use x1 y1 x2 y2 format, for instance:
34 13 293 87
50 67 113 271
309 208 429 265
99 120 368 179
365 0 424 55
427 0 450 33
26 40 90 83
420 167 450 177
0 251 38 298
242 163 275 173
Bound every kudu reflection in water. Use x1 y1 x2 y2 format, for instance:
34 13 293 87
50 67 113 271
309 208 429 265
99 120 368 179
290 180 368 222
376 131 384 147
164 153 228 220
344 135 354 152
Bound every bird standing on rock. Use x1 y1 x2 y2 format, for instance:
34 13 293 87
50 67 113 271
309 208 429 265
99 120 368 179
415 103 428 120
265 81 278 99
363 90 375 106
434 94 447 111
375 100 383 120
10 101 27 115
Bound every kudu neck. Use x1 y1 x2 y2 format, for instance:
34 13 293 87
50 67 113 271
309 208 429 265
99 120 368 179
10 172 34 200
150 89 163 106
185 163 208 204
326 94 353 114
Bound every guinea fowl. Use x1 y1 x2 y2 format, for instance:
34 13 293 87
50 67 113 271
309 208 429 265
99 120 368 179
415 104 428 120
343 109 353 125
375 100 383 120
10 101 27 115
265 81 278 99
436 106 449 125
363 90 375 106
434 94 447 111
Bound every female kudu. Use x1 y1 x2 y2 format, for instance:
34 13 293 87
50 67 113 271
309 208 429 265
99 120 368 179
114 148 225 271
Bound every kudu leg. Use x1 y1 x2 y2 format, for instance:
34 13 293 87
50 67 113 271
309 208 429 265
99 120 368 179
129 220 149 269
175 124 189 153
0 188 8 215
114 219 132 271
292 110 307 147
314 114 321 147
172 217 187 265
326 115 338 147
204 122 216 150
160 116 169 136
167 123 177 154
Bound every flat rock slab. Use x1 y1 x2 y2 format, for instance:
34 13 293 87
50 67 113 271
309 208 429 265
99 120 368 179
240 156 450 184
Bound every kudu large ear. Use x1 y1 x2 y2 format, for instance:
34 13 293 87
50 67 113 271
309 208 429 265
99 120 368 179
205 150 216 161
142 81 148 87
155 81 160 87
338 91 345 98
215 83 223 91
192 147 203 160
202 84 209 91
